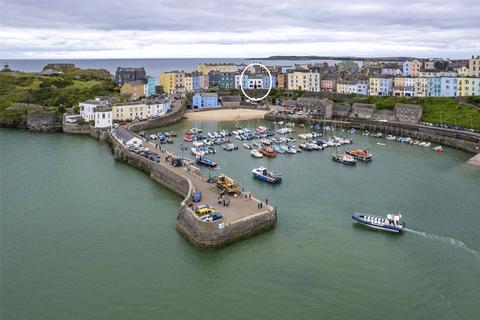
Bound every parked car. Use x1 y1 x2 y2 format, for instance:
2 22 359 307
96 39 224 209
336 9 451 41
193 191 202 202
210 212 223 221
195 205 213 216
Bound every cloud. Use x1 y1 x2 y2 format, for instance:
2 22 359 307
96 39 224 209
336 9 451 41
1 0 479 58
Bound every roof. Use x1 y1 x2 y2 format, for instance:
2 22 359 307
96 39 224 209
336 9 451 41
333 103 352 111
394 103 422 111
374 109 395 115
82 100 103 105
352 103 376 110
220 95 241 102
94 106 112 112
115 127 135 142
297 97 332 108
200 92 218 97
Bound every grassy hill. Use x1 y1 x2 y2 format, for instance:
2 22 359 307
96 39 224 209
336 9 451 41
0 68 118 125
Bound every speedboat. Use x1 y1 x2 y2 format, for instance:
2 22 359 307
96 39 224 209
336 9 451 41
346 148 372 161
196 155 217 168
252 166 282 184
332 152 357 165
250 150 263 158
352 212 405 233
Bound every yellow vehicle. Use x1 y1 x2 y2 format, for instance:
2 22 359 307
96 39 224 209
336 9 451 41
216 174 240 194
195 205 214 216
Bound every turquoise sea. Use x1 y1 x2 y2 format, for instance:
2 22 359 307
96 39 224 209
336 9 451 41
1 123 479 320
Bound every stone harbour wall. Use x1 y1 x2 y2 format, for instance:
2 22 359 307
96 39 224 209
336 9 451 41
128 104 186 132
109 133 277 248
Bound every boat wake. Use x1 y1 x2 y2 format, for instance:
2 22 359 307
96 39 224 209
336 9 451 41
405 228 480 258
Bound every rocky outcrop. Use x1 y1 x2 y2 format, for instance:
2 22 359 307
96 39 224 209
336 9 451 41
27 111 63 132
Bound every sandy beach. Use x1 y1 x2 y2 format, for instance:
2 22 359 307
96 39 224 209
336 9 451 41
185 108 270 121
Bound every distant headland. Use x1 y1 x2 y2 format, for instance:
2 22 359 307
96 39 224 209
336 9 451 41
246 56 416 61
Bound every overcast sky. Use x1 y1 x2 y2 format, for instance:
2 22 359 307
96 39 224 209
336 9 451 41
1 0 479 59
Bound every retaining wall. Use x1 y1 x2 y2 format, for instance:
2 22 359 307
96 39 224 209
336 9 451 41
128 104 186 132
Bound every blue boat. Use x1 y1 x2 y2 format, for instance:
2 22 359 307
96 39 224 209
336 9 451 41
252 166 282 184
352 213 405 233
196 155 217 168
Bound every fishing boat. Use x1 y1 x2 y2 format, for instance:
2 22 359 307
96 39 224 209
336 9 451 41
243 143 252 149
252 166 282 184
352 212 405 233
184 135 193 142
346 148 372 161
259 147 277 157
250 150 263 158
196 155 217 168
434 146 444 152
332 152 357 165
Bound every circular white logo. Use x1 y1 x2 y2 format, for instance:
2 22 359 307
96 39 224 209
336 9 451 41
239 63 273 102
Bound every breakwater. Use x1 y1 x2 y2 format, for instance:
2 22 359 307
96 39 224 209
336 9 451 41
265 113 480 154
109 132 277 248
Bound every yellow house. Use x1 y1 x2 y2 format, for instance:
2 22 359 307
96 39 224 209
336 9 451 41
159 72 177 94
457 77 479 96
120 80 146 100
112 103 148 121
410 59 422 77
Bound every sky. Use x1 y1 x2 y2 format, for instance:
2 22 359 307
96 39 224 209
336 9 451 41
0 0 479 59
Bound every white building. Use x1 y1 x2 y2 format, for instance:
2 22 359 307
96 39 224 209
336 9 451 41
94 106 112 128
287 71 320 91
147 99 170 118
114 127 142 147
79 97 112 128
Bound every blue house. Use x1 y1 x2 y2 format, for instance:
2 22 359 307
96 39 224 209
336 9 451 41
219 73 235 89
192 74 202 92
208 72 221 87
192 93 219 109
440 77 458 97
402 61 411 76
262 75 277 89
146 76 156 97
427 77 441 97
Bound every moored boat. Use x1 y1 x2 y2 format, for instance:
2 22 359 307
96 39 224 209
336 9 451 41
243 143 252 149
434 146 444 152
196 155 218 168
352 212 405 233
184 135 193 142
250 150 263 158
332 152 357 165
252 166 282 184
259 147 277 157
346 148 372 161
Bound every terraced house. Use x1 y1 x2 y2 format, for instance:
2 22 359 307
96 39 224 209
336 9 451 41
287 70 320 91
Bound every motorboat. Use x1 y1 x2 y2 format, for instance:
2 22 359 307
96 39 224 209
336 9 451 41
191 147 207 157
434 146 444 152
332 152 357 165
352 212 405 233
184 135 193 142
252 166 282 184
259 147 277 157
223 143 235 151
257 126 267 133
348 128 356 134
261 139 272 146
273 145 285 154
192 141 204 147
386 135 396 141
346 148 372 161
196 155 217 168
250 150 263 158
243 143 252 149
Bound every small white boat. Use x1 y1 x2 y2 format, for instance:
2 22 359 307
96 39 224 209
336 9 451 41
386 135 396 141
250 150 263 158
192 141 204 147
243 143 252 149
423 142 431 147
377 142 386 146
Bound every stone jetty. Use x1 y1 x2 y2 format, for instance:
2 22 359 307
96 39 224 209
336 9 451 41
109 129 277 249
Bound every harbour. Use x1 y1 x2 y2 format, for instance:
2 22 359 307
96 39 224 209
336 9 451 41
2 125 480 319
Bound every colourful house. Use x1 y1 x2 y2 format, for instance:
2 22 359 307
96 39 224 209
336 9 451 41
192 93 219 109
